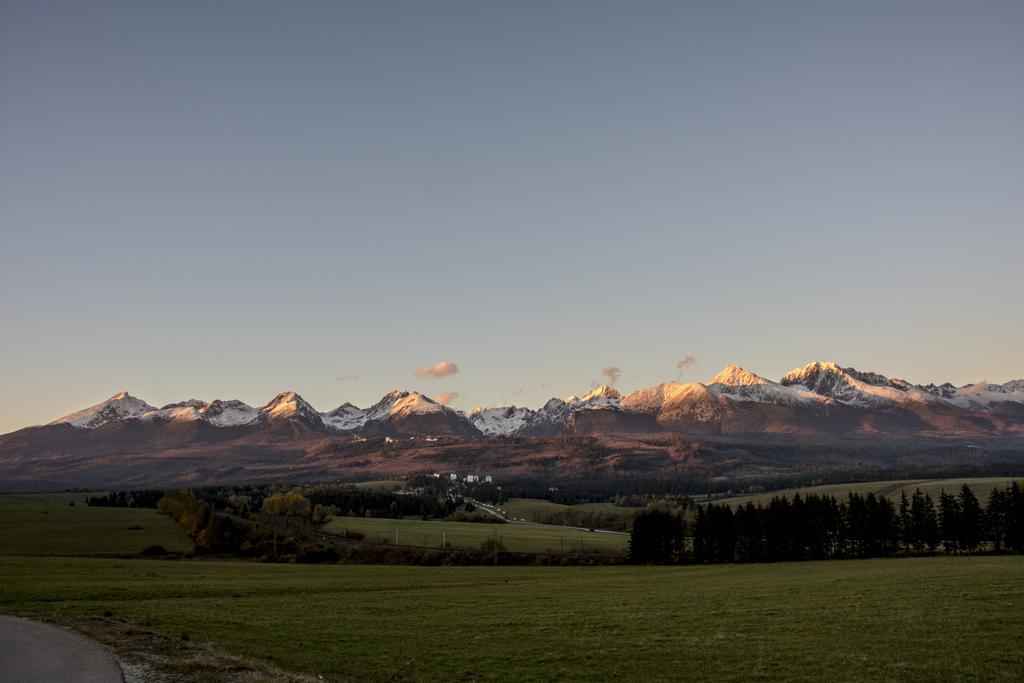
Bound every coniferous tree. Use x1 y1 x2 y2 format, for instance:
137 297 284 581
909 488 929 555
958 484 982 554
629 509 683 564
898 489 912 554
693 505 710 563
938 490 961 555
707 503 736 563
634 481 1024 567
923 494 940 554
986 488 1007 553
1008 482 1024 553
734 502 763 563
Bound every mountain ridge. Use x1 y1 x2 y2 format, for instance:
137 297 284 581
28 361 1024 440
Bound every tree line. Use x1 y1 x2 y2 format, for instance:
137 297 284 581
630 482 1024 564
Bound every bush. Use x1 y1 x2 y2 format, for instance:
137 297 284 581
296 544 340 564
141 544 168 556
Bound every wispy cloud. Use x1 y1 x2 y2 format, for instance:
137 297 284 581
334 374 360 382
677 355 698 378
435 391 458 405
413 361 460 378
601 366 622 386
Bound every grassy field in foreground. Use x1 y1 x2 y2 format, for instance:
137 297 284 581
0 493 193 556
710 476 1019 508
1 555 1022 681
324 515 627 553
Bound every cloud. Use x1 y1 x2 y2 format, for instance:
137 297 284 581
677 355 698 377
601 366 622 386
334 374 360 382
413 361 460 378
434 391 458 405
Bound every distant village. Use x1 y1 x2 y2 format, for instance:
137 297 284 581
391 471 495 498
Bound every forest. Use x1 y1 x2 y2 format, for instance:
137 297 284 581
630 482 1024 564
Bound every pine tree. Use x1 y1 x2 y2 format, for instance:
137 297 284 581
938 490 961 555
898 489 912 554
958 484 983 554
1009 482 1024 553
923 494 940 554
693 506 709 563
986 488 1007 553
629 509 683 564
909 488 932 555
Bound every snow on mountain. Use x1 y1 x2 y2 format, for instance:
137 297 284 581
780 361 937 408
622 381 723 423
467 392 608 436
200 399 259 427
362 390 410 423
707 365 830 406
323 391 453 433
541 397 569 414
390 392 450 418
930 381 1024 411
35 364 1024 438
140 399 208 423
709 364 769 387
49 392 158 429
570 385 622 410
468 406 534 436
258 391 324 428
620 382 689 413
322 402 367 431
529 398 572 433
362 390 479 436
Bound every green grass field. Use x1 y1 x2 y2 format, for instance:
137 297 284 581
2 555 1022 681
710 476 1020 508
498 498 642 523
0 493 193 556
324 515 627 554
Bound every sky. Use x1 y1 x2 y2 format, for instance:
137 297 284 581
1 1 1022 433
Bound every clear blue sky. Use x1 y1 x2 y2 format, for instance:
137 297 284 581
2 1 1022 432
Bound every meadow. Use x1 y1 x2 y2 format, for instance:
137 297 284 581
2 491 1024 680
707 476 1018 508
323 514 627 554
0 492 192 556
2 555 1023 681
498 498 641 523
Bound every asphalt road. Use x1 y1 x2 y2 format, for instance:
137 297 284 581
0 615 123 682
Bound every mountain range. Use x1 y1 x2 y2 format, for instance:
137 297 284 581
2 361 1022 490
29 361 1024 439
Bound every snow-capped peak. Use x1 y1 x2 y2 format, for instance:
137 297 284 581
259 391 323 426
468 405 534 436
49 392 157 429
780 361 931 407
565 384 623 412
200 399 258 427
363 390 411 422
709 364 769 387
390 392 446 417
321 402 367 431
932 381 1024 411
